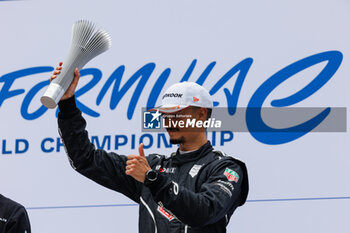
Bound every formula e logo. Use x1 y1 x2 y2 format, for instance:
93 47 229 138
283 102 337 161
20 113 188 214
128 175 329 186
143 110 162 129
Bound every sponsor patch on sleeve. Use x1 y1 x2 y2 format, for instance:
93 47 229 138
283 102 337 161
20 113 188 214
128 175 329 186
215 182 233 197
224 167 239 183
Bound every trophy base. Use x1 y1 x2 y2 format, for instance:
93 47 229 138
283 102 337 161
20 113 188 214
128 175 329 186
41 83 65 109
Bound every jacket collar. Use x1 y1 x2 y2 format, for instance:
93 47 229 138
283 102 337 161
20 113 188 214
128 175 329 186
171 141 213 166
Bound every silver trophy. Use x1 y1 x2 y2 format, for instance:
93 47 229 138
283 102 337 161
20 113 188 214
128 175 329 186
41 20 112 109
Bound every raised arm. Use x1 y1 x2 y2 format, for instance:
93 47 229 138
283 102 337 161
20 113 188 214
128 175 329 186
52 63 142 202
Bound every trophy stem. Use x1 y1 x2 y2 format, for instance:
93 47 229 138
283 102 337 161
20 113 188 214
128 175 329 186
40 83 65 109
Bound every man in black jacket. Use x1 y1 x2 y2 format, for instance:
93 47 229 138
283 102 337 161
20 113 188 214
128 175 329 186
0 194 31 233
52 64 248 233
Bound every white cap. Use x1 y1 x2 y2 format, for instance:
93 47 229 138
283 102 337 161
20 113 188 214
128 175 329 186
152 82 213 113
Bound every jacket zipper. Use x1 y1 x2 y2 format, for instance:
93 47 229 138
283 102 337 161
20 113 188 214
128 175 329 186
140 197 157 233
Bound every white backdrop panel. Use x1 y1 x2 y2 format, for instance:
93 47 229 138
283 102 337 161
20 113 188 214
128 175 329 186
0 0 349 232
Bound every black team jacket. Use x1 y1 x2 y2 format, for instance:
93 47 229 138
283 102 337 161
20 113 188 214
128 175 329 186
0 194 31 233
58 96 249 233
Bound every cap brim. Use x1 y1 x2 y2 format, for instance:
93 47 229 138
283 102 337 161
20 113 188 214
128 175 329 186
148 104 190 113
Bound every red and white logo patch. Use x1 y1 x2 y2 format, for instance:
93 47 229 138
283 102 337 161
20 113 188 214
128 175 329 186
193 96 199 102
157 206 174 221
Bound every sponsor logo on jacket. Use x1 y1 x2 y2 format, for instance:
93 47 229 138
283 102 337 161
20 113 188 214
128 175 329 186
224 168 239 183
189 164 202 178
155 165 176 173
157 206 175 221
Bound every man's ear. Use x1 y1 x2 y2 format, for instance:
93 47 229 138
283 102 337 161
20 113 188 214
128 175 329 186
198 107 207 120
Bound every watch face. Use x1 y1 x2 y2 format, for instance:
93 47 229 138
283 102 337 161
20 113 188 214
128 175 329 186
147 170 157 181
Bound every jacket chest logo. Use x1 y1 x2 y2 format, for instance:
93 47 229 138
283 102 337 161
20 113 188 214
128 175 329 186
189 164 203 178
0 217 7 223
155 165 176 173
157 206 175 221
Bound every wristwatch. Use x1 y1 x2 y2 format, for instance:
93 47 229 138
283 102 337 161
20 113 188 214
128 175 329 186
145 169 158 183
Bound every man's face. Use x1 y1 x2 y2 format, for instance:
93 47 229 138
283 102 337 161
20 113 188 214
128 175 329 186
162 107 207 145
